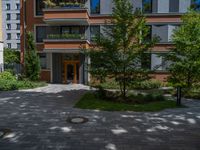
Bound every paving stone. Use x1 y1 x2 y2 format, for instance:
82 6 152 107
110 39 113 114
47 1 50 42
0 84 200 150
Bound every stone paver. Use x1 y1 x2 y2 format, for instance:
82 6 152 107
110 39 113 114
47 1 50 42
0 84 200 150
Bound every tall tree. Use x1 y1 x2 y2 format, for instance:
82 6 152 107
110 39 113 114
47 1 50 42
165 10 200 88
85 0 157 99
25 32 41 81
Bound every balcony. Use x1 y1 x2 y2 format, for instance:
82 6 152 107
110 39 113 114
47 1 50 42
43 0 89 25
43 33 90 53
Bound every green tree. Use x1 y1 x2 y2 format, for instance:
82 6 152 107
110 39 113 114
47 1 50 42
4 48 20 64
166 10 200 88
25 32 41 81
85 0 157 99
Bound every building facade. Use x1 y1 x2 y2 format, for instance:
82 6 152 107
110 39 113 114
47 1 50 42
20 0 199 84
2 0 20 50
0 0 4 72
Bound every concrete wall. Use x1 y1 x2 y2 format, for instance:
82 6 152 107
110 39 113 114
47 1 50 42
2 0 20 49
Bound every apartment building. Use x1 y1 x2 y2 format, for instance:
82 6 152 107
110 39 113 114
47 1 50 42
20 0 200 84
2 0 20 50
0 0 4 72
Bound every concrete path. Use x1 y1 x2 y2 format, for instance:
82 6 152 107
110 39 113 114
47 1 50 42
0 84 200 150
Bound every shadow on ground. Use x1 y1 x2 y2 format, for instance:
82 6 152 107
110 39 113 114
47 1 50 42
0 85 200 150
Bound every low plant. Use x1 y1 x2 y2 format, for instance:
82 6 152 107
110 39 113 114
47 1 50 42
47 33 85 40
0 71 47 91
131 80 162 90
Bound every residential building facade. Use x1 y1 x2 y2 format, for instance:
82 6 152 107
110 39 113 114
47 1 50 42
2 0 20 50
0 0 4 72
20 0 199 84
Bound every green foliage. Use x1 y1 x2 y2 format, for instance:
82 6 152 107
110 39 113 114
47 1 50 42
3 48 20 64
0 71 47 91
0 71 16 80
25 32 41 81
75 93 179 112
85 0 158 99
165 11 200 88
47 34 85 40
131 80 162 90
183 87 200 99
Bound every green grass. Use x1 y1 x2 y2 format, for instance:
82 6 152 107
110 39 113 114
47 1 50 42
75 93 181 112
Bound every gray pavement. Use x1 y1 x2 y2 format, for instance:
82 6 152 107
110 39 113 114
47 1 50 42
0 84 200 150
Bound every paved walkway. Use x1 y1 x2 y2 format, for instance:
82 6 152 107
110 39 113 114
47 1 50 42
0 84 200 150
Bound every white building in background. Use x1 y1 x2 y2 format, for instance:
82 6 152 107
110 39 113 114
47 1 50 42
2 0 20 50
0 0 4 72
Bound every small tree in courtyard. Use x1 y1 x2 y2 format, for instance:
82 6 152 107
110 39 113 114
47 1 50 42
165 10 200 88
25 32 41 81
85 0 158 100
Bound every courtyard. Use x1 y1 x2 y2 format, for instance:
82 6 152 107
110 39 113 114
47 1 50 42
0 84 200 150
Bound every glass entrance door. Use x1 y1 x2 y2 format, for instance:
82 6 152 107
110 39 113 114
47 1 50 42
66 64 75 83
64 61 80 84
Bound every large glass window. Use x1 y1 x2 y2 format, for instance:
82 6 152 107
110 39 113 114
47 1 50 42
90 25 100 42
90 0 100 14
36 0 45 16
142 0 152 13
61 26 85 34
7 33 11 40
141 53 151 70
191 0 200 10
16 13 20 20
36 26 47 42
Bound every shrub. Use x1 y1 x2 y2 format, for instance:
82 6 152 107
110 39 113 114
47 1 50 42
0 71 16 80
131 80 162 90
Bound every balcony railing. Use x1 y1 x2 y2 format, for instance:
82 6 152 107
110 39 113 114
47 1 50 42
47 33 86 40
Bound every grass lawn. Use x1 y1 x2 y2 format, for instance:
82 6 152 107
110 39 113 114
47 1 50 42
75 93 182 112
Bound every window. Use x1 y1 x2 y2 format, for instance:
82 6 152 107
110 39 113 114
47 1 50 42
151 53 170 71
16 3 20 10
16 14 20 20
90 0 100 14
141 53 151 70
191 0 200 10
36 0 45 16
16 23 20 30
39 53 47 69
169 0 179 13
36 26 47 42
90 26 100 41
144 25 152 42
16 33 20 40
6 4 10 10
61 26 85 35
6 24 11 30
7 43 11 49
6 14 11 20
7 33 11 40
142 0 152 13
17 43 20 49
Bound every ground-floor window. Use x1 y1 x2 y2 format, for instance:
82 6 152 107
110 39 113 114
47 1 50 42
39 53 47 69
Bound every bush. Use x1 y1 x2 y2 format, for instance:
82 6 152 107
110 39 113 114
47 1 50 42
0 71 16 80
0 71 47 91
131 80 162 90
